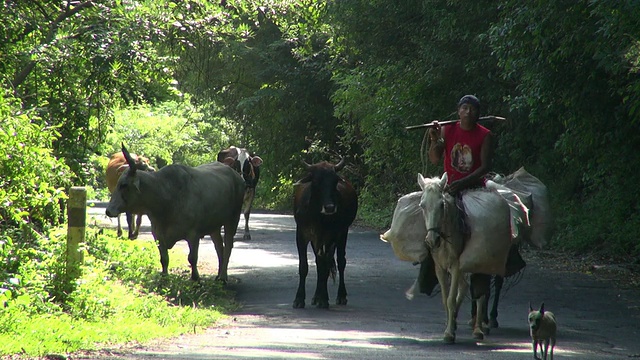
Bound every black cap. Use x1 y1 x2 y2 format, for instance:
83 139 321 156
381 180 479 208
457 95 481 111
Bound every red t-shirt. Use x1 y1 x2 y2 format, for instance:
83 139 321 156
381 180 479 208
443 123 490 185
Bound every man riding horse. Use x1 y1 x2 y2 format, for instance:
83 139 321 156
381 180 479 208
422 94 526 325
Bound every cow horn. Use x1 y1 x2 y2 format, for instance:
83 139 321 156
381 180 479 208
121 143 137 176
302 160 312 170
334 157 347 171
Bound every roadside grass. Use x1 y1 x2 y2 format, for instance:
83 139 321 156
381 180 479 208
0 227 238 358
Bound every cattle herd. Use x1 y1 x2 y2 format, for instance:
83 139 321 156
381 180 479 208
105 145 547 347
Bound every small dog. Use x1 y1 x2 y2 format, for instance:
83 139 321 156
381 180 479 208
528 302 557 360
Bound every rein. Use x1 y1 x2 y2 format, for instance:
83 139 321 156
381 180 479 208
425 189 453 248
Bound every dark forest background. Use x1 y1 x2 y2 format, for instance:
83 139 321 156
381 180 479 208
3 0 640 259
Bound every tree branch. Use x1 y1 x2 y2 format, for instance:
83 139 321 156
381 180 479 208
11 1 95 90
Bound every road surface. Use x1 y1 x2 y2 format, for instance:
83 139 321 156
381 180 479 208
86 204 640 359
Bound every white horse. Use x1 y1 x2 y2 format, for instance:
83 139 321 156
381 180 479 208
417 173 488 343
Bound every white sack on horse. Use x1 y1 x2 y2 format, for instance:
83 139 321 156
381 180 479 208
494 167 552 249
458 188 513 276
380 191 429 263
486 180 531 243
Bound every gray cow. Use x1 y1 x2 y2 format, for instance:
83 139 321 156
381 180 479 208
106 145 245 282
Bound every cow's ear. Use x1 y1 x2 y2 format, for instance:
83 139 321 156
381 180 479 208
251 156 263 167
222 157 235 166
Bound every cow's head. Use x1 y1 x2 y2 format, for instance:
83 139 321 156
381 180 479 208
217 146 262 188
106 144 147 217
298 158 346 215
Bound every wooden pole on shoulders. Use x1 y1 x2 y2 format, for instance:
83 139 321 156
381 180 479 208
66 186 86 281
405 115 507 131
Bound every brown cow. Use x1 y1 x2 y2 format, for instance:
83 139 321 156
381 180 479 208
105 151 154 239
292 158 358 309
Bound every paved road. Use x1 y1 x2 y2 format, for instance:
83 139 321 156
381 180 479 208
87 205 640 359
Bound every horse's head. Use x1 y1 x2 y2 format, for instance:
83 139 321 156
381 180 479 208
418 172 450 249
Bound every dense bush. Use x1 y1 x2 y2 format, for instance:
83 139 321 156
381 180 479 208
0 90 73 306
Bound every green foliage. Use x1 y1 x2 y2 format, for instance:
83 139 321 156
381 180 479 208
0 224 234 357
105 99 227 169
0 91 73 232
0 0 180 183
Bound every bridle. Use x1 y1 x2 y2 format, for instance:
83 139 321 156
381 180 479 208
425 189 451 249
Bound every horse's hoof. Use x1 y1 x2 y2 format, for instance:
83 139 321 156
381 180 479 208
336 297 348 305
490 318 499 328
473 329 484 340
467 317 476 327
443 332 456 344
482 323 491 335
293 299 305 309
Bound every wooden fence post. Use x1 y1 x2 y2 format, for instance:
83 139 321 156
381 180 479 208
66 186 86 281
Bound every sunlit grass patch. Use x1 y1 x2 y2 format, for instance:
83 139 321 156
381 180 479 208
0 227 237 358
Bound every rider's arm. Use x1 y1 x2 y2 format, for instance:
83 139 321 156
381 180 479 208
428 127 445 164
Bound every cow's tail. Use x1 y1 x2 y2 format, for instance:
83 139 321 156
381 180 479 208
330 258 337 283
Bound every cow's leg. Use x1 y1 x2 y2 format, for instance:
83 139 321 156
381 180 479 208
116 214 123 238
489 275 504 328
293 228 309 309
221 224 236 282
335 230 348 305
125 212 135 239
128 213 142 240
186 236 201 281
156 238 169 276
242 188 255 241
210 230 231 283
313 253 331 309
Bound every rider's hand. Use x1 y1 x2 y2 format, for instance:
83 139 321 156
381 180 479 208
429 121 441 141
445 179 466 194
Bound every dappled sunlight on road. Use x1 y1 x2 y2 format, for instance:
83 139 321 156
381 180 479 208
482 341 582 357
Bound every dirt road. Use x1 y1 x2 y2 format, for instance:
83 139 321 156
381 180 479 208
88 207 640 359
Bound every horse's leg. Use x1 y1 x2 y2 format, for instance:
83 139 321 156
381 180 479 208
470 297 477 327
453 278 468 332
473 293 487 340
469 274 491 334
490 275 504 328
444 268 462 343
434 266 453 342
